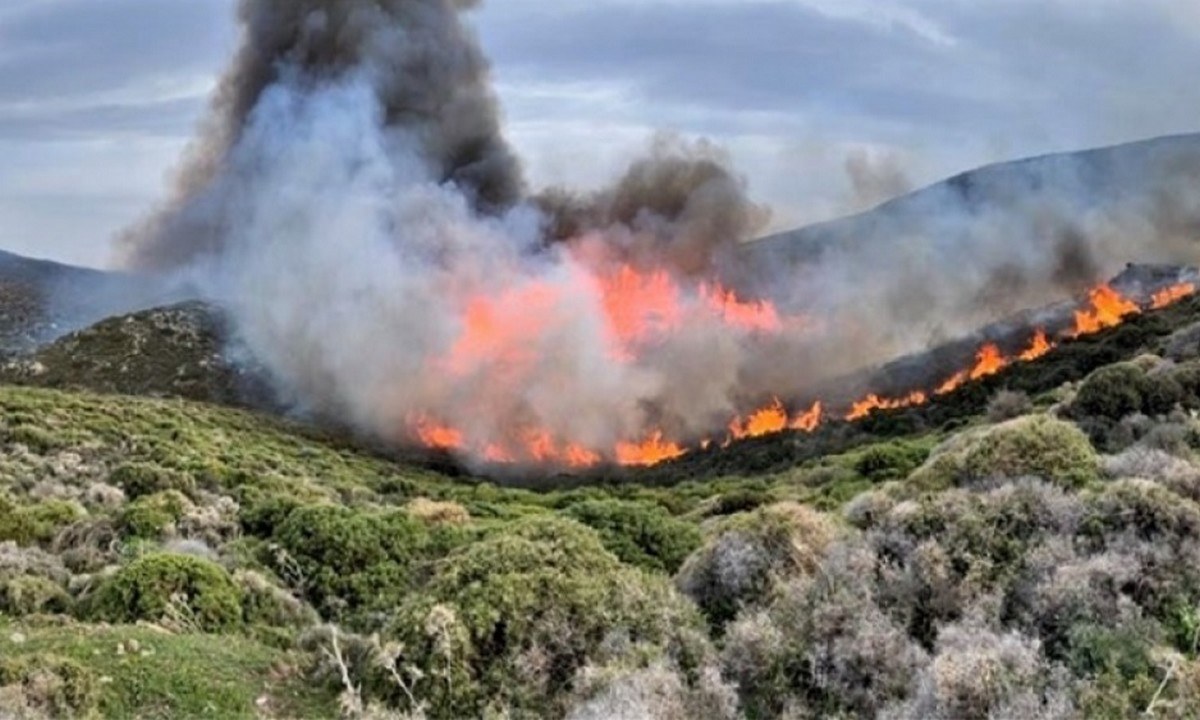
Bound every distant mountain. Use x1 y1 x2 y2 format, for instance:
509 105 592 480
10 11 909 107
0 249 181 352
744 133 1200 269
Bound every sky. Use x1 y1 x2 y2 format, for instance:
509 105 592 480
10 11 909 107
0 0 1198 269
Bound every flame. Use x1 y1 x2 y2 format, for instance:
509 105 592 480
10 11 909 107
1151 282 1196 310
935 343 1008 395
1069 284 1138 337
1018 329 1054 362
729 398 789 439
616 431 685 466
701 284 783 333
790 401 823 432
413 416 465 451
413 277 1196 469
597 266 685 355
845 391 928 421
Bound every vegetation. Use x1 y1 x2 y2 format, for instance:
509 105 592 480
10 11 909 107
3 292 1200 717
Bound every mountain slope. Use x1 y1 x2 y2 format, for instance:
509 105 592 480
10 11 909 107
0 249 181 353
744 133 1200 270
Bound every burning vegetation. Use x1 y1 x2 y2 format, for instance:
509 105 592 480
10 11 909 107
408 278 1197 469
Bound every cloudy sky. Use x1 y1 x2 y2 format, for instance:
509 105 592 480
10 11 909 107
1 0 1198 268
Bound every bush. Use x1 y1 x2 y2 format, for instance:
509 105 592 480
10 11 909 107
960 415 1099 488
720 544 927 717
271 505 431 620
117 490 192 540
387 516 704 717
0 575 70 616
89 552 243 632
892 622 1062 720
677 502 837 630
0 496 86 547
1073 363 1148 420
854 442 930 482
406 497 471 526
987 390 1034 423
564 499 701 574
108 462 194 500
0 654 99 719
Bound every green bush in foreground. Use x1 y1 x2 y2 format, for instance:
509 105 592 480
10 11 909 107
564 499 701 573
387 516 704 717
271 505 431 620
961 414 1099 487
88 552 243 632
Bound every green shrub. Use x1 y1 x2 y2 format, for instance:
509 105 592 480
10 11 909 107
117 490 192 539
0 496 86 546
386 516 703 717
271 505 430 620
853 442 930 482
0 653 99 718
961 415 1099 488
710 488 771 516
89 552 243 632
108 462 194 500
564 499 701 573
0 575 71 616
1073 363 1148 420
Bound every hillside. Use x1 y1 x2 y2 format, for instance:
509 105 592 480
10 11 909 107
4 287 1200 716
744 133 1200 270
0 250 182 354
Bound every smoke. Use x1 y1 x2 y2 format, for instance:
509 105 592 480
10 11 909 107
118 0 522 270
113 0 1200 466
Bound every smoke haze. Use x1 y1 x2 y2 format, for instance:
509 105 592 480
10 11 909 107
114 0 1200 466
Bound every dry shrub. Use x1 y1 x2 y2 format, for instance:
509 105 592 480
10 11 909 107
884 621 1074 720
405 498 471 526
676 502 837 630
988 390 1034 423
721 543 928 718
568 660 738 720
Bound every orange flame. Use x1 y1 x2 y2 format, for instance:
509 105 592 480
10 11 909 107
1018 329 1054 362
729 398 789 439
790 401 823 432
845 391 928 421
1070 284 1138 337
616 431 685 466
415 278 1186 470
412 416 465 451
1151 282 1196 310
701 284 783 333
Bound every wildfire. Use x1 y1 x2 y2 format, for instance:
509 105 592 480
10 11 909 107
935 343 1009 395
729 398 789 439
846 391 928 421
1069 284 1139 337
791 401 823 432
701 284 783 333
1151 282 1196 310
411 277 1196 470
616 431 686 466
1018 329 1054 362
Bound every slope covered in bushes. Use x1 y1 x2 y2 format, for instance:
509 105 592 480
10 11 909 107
5 294 1200 717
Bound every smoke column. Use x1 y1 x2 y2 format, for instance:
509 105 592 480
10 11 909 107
116 0 1200 467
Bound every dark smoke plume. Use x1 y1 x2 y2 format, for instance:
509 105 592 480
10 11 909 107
118 0 522 270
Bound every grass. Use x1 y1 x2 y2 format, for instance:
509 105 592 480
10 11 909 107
0 618 337 718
